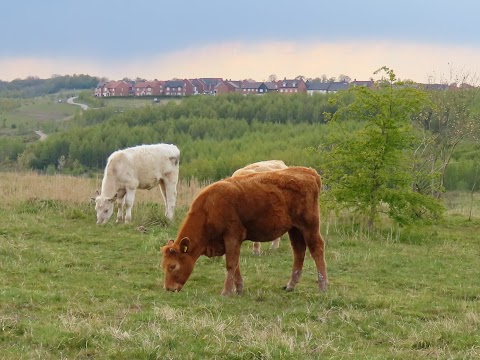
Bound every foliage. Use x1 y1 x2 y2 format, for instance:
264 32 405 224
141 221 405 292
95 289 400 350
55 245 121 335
0 137 26 163
413 72 480 193
0 74 99 98
320 67 444 227
77 90 105 108
20 93 340 179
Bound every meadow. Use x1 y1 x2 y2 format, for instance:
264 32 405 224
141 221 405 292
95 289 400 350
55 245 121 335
0 94 80 137
0 171 479 359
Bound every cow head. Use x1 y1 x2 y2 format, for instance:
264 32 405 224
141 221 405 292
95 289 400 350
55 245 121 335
94 191 117 224
161 237 194 292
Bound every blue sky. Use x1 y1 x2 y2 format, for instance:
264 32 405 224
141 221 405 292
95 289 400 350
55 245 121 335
1 0 480 83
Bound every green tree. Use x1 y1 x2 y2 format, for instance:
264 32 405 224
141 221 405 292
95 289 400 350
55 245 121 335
320 67 443 228
414 71 480 194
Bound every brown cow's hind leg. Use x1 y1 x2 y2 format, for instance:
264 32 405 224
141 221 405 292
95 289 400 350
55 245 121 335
284 228 306 291
305 231 328 291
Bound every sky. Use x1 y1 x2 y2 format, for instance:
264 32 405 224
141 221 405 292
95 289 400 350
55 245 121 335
1 0 480 84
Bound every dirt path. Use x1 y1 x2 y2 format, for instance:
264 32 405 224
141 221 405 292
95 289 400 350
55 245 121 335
34 130 47 141
67 96 89 110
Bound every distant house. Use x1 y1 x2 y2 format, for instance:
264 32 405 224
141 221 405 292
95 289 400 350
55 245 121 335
199 78 223 94
183 79 195 95
134 81 164 96
100 81 132 97
306 81 349 95
164 80 185 96
277 78 307 93
423 83 449 91
327 81 349 93
239 81 269 95
189 79 206 95
215 80 241 94
264 82 278 92
94 82 105 97
350 80 375 88
307 81 331 95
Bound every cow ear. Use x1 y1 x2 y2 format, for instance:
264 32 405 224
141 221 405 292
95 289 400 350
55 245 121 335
108 193 118 203
179 237 190 253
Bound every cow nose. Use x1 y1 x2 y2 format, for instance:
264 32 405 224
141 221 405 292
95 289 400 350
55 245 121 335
165 284 182 292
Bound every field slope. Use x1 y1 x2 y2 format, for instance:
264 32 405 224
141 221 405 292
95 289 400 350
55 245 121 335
0 172 479 359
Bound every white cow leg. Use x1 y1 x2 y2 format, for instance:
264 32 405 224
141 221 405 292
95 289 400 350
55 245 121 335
162 179 177 221
124 189 136 223
270 237 281 250
116 196 125 223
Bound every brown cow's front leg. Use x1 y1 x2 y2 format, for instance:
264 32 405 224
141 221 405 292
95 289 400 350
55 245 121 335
222 239 242 296
305 232 328 291
284 228 306 291
234 265 243 295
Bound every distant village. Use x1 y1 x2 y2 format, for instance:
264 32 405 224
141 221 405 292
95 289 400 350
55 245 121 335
94 77 451 98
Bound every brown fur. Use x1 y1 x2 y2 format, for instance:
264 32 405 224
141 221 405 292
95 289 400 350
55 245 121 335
232 160 288 254
161 166 328 295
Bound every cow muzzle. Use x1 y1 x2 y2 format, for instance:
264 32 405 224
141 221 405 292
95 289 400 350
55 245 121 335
164 283 183 292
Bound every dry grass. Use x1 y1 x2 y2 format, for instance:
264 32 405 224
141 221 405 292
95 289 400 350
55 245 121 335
0 171 206 208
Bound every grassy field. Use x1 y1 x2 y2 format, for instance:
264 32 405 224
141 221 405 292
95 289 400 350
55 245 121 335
102 97 180 112
0 94 80 136
0 172 479 359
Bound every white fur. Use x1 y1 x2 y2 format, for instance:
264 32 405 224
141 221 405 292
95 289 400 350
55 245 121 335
232 160 288 254
94 143 180 224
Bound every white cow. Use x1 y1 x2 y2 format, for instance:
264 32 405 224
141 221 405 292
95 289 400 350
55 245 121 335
94 143 180 225
232 160 288 254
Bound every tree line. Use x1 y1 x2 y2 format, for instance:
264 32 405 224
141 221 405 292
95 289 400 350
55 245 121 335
0 74 100 98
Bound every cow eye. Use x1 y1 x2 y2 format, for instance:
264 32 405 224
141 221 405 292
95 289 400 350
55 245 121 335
169 264 176 271
104 209 108 213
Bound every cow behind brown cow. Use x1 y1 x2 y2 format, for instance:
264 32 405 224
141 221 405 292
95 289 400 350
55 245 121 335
231 160 288 255
161 166 328 295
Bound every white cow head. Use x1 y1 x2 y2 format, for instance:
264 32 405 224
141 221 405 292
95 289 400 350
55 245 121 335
94 191 117 224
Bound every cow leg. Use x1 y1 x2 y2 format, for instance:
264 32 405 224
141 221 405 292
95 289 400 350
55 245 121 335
252 242 261 255
234 265 243 295
222 239 242 296
160 175 177 221
124 188 136 223
116 189 126 223
284 228 306 291
305 231 328 291
270 237 281 250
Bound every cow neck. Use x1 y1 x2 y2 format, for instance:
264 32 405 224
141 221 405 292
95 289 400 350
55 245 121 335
176 214 207 261
101 166 117 198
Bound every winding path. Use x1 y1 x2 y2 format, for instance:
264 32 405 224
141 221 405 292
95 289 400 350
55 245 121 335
67 96 89 110
34 130 47 141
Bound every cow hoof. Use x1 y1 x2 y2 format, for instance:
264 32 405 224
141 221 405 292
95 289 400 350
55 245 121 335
282 286 294 292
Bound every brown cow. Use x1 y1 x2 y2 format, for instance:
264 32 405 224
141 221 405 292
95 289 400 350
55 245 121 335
232 160 289 255
161 166 328 295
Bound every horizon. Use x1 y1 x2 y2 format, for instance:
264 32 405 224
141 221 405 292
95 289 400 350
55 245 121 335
2 1 480 84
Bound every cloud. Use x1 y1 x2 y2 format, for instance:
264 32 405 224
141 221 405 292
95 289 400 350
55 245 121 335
1 40 479 83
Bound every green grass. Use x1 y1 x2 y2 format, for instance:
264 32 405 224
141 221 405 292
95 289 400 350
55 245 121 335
0 94 79 136
1 195 479 359
102 97 180 112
